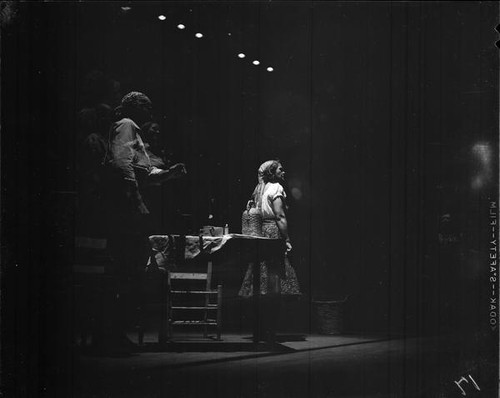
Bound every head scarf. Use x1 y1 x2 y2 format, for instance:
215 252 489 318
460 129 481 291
252 160 280 210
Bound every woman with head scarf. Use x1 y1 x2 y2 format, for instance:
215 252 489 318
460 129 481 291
253 161 291 245
239 160 301 340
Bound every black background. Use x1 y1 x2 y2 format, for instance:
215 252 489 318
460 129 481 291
1 1 498 396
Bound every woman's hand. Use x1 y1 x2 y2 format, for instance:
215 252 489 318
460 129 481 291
285 240 292 253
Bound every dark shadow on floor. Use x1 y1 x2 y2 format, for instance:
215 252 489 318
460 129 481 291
76 340 295 356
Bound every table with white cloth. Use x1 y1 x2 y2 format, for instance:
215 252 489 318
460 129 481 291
148 233 285 342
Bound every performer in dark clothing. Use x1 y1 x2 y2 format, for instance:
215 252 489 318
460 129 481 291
139 121 169 170
106 93 186 216
97 91 186 351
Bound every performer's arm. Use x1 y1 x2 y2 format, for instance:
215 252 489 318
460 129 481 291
272 197 292 253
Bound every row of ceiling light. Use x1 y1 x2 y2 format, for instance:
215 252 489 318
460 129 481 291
157 14 274 72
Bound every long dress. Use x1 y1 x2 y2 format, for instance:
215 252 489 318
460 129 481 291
239 182 301 297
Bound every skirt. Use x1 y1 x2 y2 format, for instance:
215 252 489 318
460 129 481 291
238 219 301 297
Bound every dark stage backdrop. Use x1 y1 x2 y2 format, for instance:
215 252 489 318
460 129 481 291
1 2 498 396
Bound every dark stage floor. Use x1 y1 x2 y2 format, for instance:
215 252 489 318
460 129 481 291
70 331 494 398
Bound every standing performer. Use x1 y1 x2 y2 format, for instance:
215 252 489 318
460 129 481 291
97 91 185 351
239 160 300 340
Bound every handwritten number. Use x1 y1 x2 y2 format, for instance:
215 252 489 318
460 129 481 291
454 375 480 396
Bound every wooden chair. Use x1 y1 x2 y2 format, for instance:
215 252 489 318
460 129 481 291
167 260 223 340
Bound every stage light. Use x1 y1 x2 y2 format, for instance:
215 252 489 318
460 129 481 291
266 67 274 72
177 24 186 30
252 60 260 66
120 6 132 12
195 32 204 39
158 15 166 21
227 32 232 36
238 53 246 59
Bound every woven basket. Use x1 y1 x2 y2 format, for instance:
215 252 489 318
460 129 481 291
312 299 346 335
241 207 263 237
